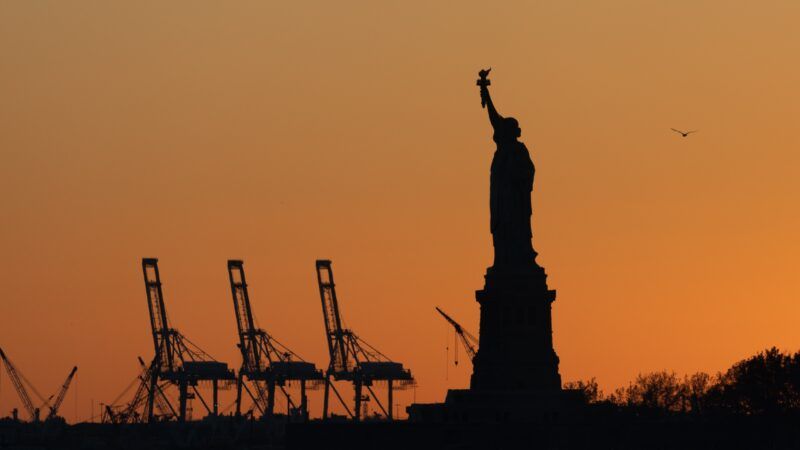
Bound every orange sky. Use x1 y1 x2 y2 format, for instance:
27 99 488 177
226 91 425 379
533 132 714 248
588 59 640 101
1 1 800 423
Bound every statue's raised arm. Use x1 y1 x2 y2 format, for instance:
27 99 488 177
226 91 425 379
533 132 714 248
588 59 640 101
477 68 503 129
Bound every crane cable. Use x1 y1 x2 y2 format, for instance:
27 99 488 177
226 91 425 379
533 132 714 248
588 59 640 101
444 328 449 381
454 329 460 366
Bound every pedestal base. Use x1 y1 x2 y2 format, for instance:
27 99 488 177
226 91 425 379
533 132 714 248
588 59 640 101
407 389 585 424
470 263 562 391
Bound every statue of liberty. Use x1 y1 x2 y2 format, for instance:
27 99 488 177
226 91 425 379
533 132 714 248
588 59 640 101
477 69 538 270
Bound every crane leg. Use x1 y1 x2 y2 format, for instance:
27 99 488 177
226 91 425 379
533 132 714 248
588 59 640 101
354 381 362 422
388 380 393 421
213 380 219 416
147 375 158 423
300 380 308 420
179 380 188 422
323 377 330 420
235 373 244 417
267 380 276 417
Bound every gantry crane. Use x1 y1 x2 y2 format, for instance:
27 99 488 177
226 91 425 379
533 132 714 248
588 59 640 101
228 260 323 419
0 347 77 422
124 258 236 422
435 307 478 366
315 260 414 421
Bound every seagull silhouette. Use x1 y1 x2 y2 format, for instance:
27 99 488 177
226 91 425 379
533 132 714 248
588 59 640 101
671 128 698 137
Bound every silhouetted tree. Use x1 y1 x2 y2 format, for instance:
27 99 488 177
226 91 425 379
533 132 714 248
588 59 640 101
683 372 713 414
592 348 800 417
564 378 602 403
705 347 800 415
611 371 685 413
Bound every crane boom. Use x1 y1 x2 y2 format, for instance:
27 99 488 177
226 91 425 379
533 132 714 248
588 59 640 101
137 357 176 419
315 260 350 375
122 359 155 422
228 260 263 372
46 366 78 420
0 347 40 421
435 307 478 362
142 258 175 372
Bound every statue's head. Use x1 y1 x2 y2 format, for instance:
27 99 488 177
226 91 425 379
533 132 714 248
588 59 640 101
504 117 521 139
492 117 522 145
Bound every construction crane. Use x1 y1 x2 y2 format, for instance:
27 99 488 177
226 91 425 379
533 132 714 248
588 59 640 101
0 347 40 421
435 307 478 366
315 260 414 421
137 356 177 420
104 358 155 424
0 348 77 422
103 359 148 424
103 356 175 424
45 366 78 420
227 260 323 419
110 258 236 423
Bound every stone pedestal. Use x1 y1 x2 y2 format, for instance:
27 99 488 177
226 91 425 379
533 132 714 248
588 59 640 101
407 388 584 424
470 262 561 391
406 262 581 425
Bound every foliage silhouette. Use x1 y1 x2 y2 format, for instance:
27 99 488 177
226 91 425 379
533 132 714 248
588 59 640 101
567 347 800 417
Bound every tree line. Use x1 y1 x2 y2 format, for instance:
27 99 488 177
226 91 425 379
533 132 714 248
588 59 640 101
565 347 800 415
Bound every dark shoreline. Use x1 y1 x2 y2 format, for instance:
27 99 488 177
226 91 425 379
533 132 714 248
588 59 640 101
4 411 800 450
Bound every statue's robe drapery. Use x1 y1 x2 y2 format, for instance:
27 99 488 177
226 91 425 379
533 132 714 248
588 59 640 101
489 138 537 268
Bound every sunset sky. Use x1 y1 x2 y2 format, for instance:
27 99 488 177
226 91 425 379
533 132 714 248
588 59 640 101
2 1 799 422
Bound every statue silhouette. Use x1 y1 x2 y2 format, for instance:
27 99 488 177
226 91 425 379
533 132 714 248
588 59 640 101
471 70 561 392
478 69 538 269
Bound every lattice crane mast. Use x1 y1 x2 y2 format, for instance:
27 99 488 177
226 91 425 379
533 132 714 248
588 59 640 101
137 356 177 420
316 260 414 421
435 307 478 366
103 356 175 424
228 260 323 419
0 347 40 421
46 366 78 420
119 357 157 423
102 359 150 424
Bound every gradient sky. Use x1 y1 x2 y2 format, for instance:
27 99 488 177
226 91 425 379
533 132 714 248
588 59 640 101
2 1 799 422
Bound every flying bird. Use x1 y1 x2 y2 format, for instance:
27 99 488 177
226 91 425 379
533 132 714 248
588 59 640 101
671 128 698 137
